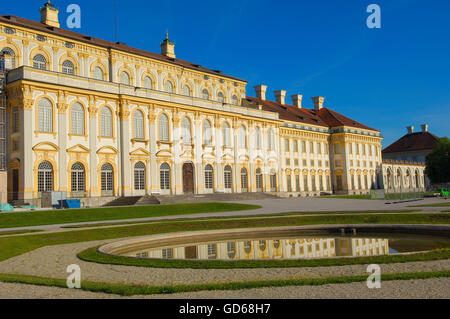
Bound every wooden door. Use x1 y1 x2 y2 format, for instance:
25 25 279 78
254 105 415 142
182 163 194 194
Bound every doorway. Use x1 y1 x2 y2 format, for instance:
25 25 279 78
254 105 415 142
182 162 195 194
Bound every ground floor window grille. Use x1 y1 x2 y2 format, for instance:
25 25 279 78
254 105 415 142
71 162 85 192
38 161 53 192
134 162 146 190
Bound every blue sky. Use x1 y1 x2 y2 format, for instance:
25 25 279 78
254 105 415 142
6 0 450 146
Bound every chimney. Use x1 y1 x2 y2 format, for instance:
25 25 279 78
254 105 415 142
254 85 267 101
312 96 325 111
274 90 286 105
421 124 429 133
40 1 60 28
407 126 414 134
160 30 176 59
291 94 303 108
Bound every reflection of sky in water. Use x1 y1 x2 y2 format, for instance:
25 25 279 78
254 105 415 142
389 248 399 254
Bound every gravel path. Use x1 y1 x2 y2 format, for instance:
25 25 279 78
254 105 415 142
1 278 449 299
0 240 449 286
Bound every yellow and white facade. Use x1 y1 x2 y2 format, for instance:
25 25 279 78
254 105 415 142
0 2 426 205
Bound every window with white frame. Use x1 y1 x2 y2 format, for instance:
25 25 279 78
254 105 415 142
71 102 85 135
232 95 238 105
218 92 224 103
202 89 209 100
241 168 248 190
222 122 230 147
134 162 145 190
255 126 261 149
71 162 85 192
37 98 53 133
182 85 191 96
100 107 113 137
158 113 169 141
120 71 130 85
143 76 153 89
38 161 53 192
207 244 217 259
165 81 173 93
160 163 170 190
1 47 15 68
239 125 246 148
62 60 74 75
268 128 274 150
204 164 213 189
33 54 46 70
182 117 191 144
133 110 144 139
224 166 232 189
101 163 114 191
203 120 212 145
93 66 104 80
256 168 263 190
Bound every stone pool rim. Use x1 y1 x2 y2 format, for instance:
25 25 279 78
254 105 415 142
98 224 450 259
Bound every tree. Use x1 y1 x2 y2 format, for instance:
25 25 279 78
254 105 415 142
425 137 450 184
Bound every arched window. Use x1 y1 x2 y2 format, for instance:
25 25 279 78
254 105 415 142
241 168 248 192
37 98 53 133
182 117 192 144
239 125 246 148
160 163 170 190
218 92 224 103
1 47 15 68
100 107 113 137
62 60 74 75
256 168 263 191
183 85 191 96
203 119 212 145
244 241 252 254
93 66 103 80
227 242 236 259
71 102 85 135
224 165 232 190
101 163 114 193
71 162 85 192
133 110 144 139
143 76 153 89
158 113 169 141
165 81 173 93
202 89 209 100
268 128 274 150
270 169 277 192
120 71 130 85
38 161 53 192
232 95 238 105
205 164 213 190
33 54 47 70
222 122 230 147
255 126 261 149
134 162 145 190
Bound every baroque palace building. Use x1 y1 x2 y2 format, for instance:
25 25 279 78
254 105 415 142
0 2 427 205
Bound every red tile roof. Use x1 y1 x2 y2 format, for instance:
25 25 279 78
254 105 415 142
0 15 246 82
382 132 439 154
246 97 379 131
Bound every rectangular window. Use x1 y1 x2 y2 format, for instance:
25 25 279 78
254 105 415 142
285 139 290 152
302 141 306 153
334 144 340 154
294 159 299 166
317 143 321 154
304 175 308 191
294 140 298 152
12 107 19 133
162 248 173 259
286 159 290 166
318 160 322 167
208 244 217 260
302 159 307 166
309 142 314 153
310 160 315 166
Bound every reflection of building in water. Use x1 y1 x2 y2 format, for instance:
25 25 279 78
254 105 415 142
127 237 390 260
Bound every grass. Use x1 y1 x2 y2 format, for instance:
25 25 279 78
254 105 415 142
0 212 449 263
0 229 43 236
0 202 261 229
410 202 450 208
79 247 450 269
60 209 423 229
0 270 448 296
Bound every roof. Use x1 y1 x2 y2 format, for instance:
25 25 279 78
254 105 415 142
246 97 379 131
382 131 440 154
0 15 246 83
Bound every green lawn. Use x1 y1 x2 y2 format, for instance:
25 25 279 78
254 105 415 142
0 202 260 229
1 212 449 263
410 202 450 208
